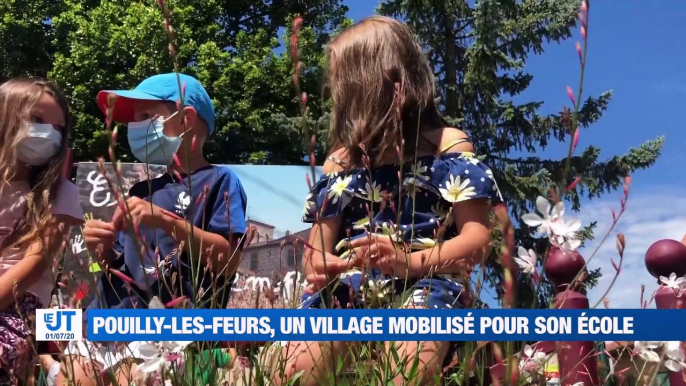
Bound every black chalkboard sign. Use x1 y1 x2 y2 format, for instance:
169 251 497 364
59 162 300 309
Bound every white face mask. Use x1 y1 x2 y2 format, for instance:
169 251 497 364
127 112 187 165
17 123 63 166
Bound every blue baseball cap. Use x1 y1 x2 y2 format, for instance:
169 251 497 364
97 73 216 134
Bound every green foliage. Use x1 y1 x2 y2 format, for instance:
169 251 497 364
0 0 62 81
1 0 348 164
0 0 663 307
377 0 663 306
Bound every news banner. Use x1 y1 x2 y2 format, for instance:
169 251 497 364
35 309 686 342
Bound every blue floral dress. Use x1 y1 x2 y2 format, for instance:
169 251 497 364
300 147 503 313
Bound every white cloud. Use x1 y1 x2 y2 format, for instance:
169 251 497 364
477 186 686 309
649 77 686 93
577 186 686 309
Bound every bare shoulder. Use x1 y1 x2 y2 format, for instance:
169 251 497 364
323 148 348 174
440 127 474 153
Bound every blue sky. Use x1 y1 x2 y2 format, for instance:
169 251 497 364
233 1 686 308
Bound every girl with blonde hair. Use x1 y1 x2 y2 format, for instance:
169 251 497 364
0 78 84 385
278 16 504 386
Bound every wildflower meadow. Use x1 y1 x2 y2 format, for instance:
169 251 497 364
1 0 684 386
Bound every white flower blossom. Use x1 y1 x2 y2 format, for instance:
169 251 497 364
411 237 436 250
360 181 383 203
659 273 686 290
484 169 504 201
361 279 393 308
136 341 191 373
522 196 583 251
518 345 548 382
633 341 686 371
522 196 563 236
515 247 537 275
550 217 581 244
410 161 428 177
559 238 582 252
149 296 165 309
430 203 449 220
634 341 664 363
523 345 547 365
327 176 353 205
302 194 314 218
458 152 479 165
144 260 169 279
664 341 686 372
439 174 476 203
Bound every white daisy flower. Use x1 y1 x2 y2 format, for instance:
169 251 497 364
439 174 476 203
327 176 353 205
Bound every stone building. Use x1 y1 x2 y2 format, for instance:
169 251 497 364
246 219 276 244
239 220 310 277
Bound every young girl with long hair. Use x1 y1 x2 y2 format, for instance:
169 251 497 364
278 16 504 386
0 78 84 384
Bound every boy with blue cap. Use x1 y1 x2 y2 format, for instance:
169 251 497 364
59 73 247 384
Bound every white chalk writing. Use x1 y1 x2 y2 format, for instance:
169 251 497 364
276 271 303 304
230 271 305 303
87 171 117 208
245 276 273 291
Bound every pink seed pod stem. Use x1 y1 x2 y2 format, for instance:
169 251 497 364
566 86 576 105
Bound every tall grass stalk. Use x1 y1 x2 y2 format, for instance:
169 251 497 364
40 1 673 386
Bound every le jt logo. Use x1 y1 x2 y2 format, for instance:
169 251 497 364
44 310 77 331
35 309 83 341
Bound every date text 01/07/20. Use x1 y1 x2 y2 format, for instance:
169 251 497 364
44 333 75 340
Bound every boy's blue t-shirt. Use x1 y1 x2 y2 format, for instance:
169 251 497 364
91 165 247 309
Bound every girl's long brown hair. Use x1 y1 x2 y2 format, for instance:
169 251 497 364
0 78 71 250
325 16 447 169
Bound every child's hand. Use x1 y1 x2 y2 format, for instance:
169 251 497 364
113 197 171 230
303 252 352 293
350 234 412 277
82 219 118 264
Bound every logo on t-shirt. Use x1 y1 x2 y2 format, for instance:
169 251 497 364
175 190 191 214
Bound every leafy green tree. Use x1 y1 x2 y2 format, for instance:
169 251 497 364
46 0 347 164
1 0 664 308
0 0 63 81
377 0 664 307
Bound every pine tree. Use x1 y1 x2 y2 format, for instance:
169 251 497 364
378 0 664 307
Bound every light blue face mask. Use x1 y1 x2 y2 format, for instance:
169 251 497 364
127 112 185 165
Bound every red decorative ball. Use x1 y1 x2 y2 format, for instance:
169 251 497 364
544 246 586 288
645 239 686 279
